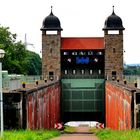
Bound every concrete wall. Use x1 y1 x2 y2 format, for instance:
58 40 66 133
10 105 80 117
3 92 23 129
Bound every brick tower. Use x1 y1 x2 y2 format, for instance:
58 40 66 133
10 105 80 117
41 7 62 80
103 6 125 80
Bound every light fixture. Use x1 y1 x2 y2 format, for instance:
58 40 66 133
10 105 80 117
0 49 5 58
0 49 5 137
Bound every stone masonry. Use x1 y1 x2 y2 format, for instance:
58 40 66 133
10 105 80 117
104 33 123 80
42 32 61 80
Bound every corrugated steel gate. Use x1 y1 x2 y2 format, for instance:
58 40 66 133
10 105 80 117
106 82 132 130
105 81 140 130
26 82 60 129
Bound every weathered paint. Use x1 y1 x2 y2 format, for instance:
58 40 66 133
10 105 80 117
26 82 60 129
105 81 133 130
3 92 23 129
3 80 140 130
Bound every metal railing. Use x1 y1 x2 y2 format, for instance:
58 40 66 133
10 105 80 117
110 75 140 89
124 75 139 82
2 73 140 91
2 75 42 91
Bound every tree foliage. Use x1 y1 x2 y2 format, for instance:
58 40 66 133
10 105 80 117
24 51 42 75
124 65 140 75
0 25 42 75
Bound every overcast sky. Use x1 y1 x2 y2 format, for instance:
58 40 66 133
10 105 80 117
0 0 139 64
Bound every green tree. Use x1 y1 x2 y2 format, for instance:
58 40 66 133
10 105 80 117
0 25 42 75
124 65 140 75
24 51 42 75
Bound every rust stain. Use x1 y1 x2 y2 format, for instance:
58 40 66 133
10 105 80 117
26 83 60 129
105 82 132 130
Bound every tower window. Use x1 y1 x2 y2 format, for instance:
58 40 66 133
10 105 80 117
113 48 116 53
112 71 116 79
108 30 119 34
49 71 54 75
50 48 52 53
49 71 54 81
46 31 57 34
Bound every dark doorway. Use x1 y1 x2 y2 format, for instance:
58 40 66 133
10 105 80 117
112 71 116 80
62 112 104 123
49 71 54 81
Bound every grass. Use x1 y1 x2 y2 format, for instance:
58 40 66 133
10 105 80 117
90 128 140 140
63 126 76 133
2 128 140 140
0 129 60 140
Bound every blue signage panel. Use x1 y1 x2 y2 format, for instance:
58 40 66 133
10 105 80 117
76 57 89 64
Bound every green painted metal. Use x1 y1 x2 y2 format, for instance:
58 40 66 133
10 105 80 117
62 79 104 88
61 79 105 113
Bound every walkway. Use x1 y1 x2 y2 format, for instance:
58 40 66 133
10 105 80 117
51 126 99 140
51 134 98 140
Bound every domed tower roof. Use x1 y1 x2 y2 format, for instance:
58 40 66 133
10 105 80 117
103 6 125 30
41 6 62 31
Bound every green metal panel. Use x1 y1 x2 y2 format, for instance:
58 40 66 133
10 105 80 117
61 79 105 113
62 79 104 88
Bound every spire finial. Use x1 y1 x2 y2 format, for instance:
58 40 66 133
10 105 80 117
50 6 53 15
112 5 115 14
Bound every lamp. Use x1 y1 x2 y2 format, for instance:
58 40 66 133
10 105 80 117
0 49 5 137
0 49 5 58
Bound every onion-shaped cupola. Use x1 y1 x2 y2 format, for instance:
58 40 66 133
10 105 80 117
103 6 125 30
41 6 63 31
